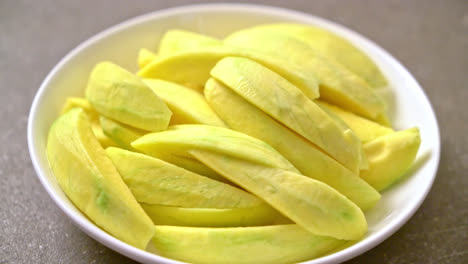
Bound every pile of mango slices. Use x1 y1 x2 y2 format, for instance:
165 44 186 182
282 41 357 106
47 24 421 264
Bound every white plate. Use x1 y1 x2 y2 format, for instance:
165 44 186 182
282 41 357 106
27 3 440 264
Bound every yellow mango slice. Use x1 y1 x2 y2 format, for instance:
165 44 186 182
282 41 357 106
137 48 157 69
46 108 154 249
142 79 226 127
132 124 299 173
205 79 380 210
138 46 319 99
211 57 363 173
244 23 388 88
360 128 421 191
158 29 222 56
317 100 394 142
61 97 116 148
191 150 367 240
152 224 345 264
86 62 172 131
141 203 286 227
224 29 387 121
106 147 262 208
99 116 146 150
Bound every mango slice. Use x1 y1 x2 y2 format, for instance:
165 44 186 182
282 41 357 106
211 57 363 173
141 203 286 227
224 29 387 121
61 97 116 148
86 62 172 131
132 124 299 173
192 150 367 240
46 108 154 249
158 29 223 56
317 100 394 142
106 147 262 208
137 48 157 69
99 116 146 150
142 79 226 127
360 128 421 191
242 23 388 88
152 224 345 264
138 46 319 99
205 79 380 210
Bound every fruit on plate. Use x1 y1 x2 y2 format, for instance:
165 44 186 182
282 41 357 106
47 108 154 249
142 78 226 127
224 28 388 123
211 56 364 173
86 61 172 131
360 127 421 191
152 224 345 264
204 78 381 210
99 116 145 150
137 48 157 69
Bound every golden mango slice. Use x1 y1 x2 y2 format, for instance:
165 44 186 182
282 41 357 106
106 147 262 208
142 79 226 127
47 108 154 249
158 29 223 56
360 128 421 191
86 62 172 131
141 203 286 227
99 116 146 150
152 224 345 264
205 79 380 210
137 48 157 69
244 23 388 88
224 29 387 121
191 150 367 240
211 57 363 173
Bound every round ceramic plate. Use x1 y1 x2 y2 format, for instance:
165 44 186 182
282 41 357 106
27 3 440 264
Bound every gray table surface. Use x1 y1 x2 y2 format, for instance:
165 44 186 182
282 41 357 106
1 0 467 263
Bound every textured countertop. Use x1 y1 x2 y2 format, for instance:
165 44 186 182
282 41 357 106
1 0 467 263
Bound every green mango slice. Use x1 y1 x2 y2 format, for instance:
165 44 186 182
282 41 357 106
99 116 146 150
224 29 387 121
46 108 154 249
105 147 262 208
211 56 363 173
205 79 380 210
86 61 172 131
158 29 223 56
152 224 345 264
137 48 157 69
191 149 367 240
142 79 226 127
242 23 388 88
132 124 299 173
141 203 287 227
138 46 319 99
360 128 421 191
317 101 394 143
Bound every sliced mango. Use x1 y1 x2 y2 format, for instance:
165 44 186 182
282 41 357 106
46 108 154 249
138 46 319 99
360 128 421 191
242 23 388 88
317 100 394 142
86 62 172 131
99 116 146 150
141 203 286 227
211 57 363 173
191 150 367 240
158 29 222 56
106 147 262 208
224 29 387 121
137 48 157 69
152 224 345 264
132 124 299 173
142 79 226 127
205 79 380 210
